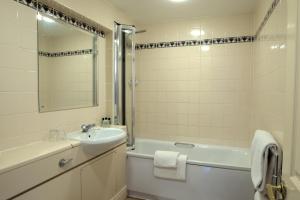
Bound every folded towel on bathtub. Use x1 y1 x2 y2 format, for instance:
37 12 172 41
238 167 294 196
251 130 279 192
154 151 180 168
154 154 187 181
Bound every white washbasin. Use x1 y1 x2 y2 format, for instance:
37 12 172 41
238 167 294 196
67 128 126 155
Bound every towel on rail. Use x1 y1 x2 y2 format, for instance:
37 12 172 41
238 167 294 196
251 130 279 192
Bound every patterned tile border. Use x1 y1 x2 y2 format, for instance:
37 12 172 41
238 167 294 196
14 0 105 38
135 36 254 50
39 49 93 57
15 0 279 46
136 0 280 50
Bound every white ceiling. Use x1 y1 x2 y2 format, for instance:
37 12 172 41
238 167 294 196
110 0 258 24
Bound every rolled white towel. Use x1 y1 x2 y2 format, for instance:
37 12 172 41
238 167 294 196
251 130 278 191
154 150 179 168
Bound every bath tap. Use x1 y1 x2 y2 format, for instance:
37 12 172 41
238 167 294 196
81 124 95 133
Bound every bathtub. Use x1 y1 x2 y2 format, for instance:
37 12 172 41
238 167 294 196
127 138 253 200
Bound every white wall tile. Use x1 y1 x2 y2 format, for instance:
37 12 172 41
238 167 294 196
135 16 253 147
252 0 297 174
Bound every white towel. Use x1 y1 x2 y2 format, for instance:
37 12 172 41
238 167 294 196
251 130 278 192
154 154 187 181
154 151 179 168
254 191 268 200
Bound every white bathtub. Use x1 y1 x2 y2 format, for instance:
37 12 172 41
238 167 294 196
127 138 253 200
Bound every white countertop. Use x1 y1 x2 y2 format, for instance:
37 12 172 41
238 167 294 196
0 139 80 175
0 126 127 175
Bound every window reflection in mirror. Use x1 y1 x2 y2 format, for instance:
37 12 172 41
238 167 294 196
38 13 98 112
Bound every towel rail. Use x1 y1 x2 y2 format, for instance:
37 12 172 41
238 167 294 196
267 146 287 200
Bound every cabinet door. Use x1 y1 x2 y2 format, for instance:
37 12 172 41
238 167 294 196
81 151 115 200
14 167 81 200
114 144 127 193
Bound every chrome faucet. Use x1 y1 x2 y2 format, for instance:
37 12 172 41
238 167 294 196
81 124 95 133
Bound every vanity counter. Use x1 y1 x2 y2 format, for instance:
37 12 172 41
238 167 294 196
0 140 80 175
0 125 127 175
0 136 126 200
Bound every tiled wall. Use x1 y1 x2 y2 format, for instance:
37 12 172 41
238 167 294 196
135 0 298 174
136 15 253 43
252 0 275 35
55 0 133 30
135 15 253 147
252 0 297 174
0 0 131 151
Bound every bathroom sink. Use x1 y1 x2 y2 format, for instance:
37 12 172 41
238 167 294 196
67 128 126 155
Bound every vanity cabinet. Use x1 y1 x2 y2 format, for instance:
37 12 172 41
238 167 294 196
81 151 115 200
14 167 82 200
81 144 127 200
12 144 127 200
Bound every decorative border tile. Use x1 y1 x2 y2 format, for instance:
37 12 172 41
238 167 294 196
135 0 280 50
255 0 281 38
135 36 254 50
15 0 279 46
14 0 105 38
39 49 93 57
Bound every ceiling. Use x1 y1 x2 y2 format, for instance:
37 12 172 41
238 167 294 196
110 0 258 24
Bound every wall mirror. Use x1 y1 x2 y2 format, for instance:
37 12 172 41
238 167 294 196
38 13 98 112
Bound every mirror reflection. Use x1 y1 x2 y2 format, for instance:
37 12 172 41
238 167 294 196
38 13 98 112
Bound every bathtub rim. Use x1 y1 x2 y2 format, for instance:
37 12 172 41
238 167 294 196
127 151 250 171
134 138 250 151
127 138 251 172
